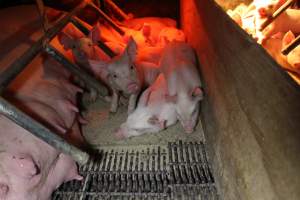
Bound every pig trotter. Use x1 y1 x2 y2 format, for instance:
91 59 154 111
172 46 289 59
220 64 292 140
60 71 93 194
89 88 98 102
110 90 119 113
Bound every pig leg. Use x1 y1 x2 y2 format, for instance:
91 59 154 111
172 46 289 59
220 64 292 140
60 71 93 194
89 88 98 102
110 89 119 113
78 115 88 125
128 93 138 114
0 183 9 198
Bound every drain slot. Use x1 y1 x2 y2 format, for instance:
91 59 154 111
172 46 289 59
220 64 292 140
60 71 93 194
53 141 219 199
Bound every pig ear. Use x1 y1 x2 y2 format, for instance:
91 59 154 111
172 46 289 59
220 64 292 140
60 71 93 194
138 87 152 107
165 93 177 103
0 183 9 197
282 31 295 49
190 87 204 101
142 23 151 38
58 32 75 50
12 155 39 178
88 59 108 77
89 22 101 44
147 116 166 129
124 36 137 61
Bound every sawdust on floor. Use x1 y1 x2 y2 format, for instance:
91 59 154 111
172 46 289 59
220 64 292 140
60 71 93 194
82 98 205 148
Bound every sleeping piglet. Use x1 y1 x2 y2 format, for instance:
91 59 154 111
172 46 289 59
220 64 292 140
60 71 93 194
114 73 177 139
88 37 160 114
160 41 204 133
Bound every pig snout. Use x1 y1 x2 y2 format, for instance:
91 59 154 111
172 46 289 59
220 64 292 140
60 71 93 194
127 82 139 93
114 127 127 140
182 121 195 134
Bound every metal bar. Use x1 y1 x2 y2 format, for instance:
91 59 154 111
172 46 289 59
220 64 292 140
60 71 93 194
70 17 116 58
104 0 131 20
70 17 90 35
0 0 90 93
45 44 109 97
35 0 50 32
88 2 125 35
281 34 300 55
0 96 89 165
259 0 295 31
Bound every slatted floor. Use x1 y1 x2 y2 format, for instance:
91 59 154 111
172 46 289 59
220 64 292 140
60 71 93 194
52 140 219 200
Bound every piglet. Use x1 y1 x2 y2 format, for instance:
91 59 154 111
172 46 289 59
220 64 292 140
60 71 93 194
121 17 177 30
260 9 300 42
253 0 286 19
160 41 204 133
158 27 186 47
281 31 300 74
88 37 160 114
262 31 300 75
115 74 177 139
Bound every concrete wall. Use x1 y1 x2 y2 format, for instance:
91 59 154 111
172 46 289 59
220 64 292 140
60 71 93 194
181 0 300 199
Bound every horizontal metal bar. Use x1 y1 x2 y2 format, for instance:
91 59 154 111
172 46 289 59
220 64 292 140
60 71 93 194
0 96 89 165
70 17 90 35
70 17 116 58
104 0 131 20
281 34 300 55
0 0 90 93
88 2 125 35
45 44 109 97
259 0 294 31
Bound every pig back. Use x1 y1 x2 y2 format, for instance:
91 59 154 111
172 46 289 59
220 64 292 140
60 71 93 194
159 41 201 94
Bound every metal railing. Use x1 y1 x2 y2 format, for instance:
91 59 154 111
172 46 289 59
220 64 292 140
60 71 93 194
0 0 128 165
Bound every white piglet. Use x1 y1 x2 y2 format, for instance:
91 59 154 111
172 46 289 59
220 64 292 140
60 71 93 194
115 74 177 139
88 37 160 114
160 41 204 133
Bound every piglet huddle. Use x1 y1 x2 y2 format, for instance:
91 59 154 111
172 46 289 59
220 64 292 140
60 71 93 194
227 0 300 81
0 12 203 200
57 17 204 139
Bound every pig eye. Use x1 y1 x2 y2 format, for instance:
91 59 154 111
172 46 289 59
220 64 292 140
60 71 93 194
88 43 92 47
113 74 118 78
130 65 135 70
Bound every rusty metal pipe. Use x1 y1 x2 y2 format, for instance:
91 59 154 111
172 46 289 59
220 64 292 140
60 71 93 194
0 96 89 165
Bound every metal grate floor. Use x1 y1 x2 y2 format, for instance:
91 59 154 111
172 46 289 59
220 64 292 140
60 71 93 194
52 141 219 200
